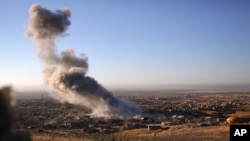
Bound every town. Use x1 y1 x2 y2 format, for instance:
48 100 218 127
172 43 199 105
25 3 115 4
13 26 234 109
13 92 250 140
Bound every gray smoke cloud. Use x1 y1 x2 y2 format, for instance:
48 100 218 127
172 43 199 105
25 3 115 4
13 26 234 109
26 4 142 118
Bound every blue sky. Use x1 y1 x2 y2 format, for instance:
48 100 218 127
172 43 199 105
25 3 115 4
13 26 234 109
0 0 250 91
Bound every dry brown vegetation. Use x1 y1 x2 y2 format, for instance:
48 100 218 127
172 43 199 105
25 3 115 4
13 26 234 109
32 124 230 141
114 124 229 141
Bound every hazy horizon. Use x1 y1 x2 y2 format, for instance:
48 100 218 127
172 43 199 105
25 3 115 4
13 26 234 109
13 83 250 93
1 1 250 93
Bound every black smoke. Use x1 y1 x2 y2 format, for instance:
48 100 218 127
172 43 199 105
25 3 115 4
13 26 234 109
26 4 142 118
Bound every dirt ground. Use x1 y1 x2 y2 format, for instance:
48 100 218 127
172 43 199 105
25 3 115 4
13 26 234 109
32 124 230 141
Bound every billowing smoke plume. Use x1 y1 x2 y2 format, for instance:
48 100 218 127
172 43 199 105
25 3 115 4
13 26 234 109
26 4 142 118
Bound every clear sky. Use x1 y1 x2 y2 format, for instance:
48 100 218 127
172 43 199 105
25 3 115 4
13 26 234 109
0 0 250 91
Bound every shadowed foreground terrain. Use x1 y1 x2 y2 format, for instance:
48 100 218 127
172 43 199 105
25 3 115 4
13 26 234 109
32 124 229 141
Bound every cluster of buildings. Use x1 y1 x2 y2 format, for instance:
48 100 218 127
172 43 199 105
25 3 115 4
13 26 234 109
13 93 250 134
